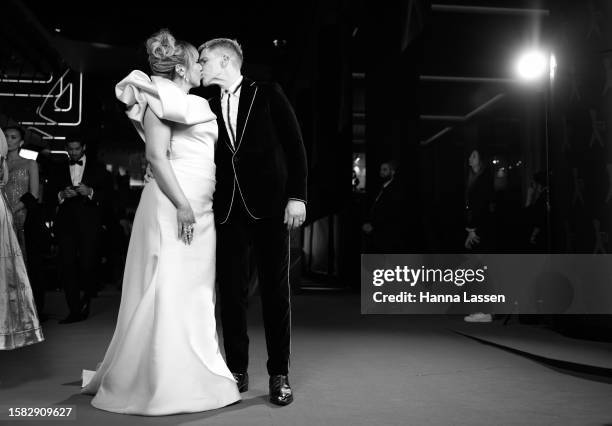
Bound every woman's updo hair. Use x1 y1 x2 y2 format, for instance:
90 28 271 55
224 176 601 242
145 29 198 79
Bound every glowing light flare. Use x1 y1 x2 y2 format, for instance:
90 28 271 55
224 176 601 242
549 54 557 81
515 50 548 81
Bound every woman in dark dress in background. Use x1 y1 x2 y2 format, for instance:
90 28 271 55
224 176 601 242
463 148 495 322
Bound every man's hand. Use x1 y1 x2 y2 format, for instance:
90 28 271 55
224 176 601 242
362 222 373 234
464 229 480 249
61 187 78 200
284 200 306 230
76 183 93 197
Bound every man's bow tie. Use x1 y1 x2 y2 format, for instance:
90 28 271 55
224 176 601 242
70 159 83 166
222 81 243 96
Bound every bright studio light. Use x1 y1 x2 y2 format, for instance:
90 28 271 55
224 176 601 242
19 149 38 160
516 50 548 81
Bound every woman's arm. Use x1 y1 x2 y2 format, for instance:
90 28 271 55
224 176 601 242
28 160 40 199
143 108 195 241
12 160 40 213
0 157 6 187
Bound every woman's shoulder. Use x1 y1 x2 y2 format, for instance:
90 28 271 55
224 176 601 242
116 70 157 102
116 70 156 96
11 157 34 169
116 70 216 133
119 70 152 86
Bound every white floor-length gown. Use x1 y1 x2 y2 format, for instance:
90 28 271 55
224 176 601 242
81 70 240 415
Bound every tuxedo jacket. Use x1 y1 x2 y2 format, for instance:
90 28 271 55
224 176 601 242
46 157 110 233
209 77 308 223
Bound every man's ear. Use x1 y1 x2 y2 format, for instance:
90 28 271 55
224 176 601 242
221 54 230 67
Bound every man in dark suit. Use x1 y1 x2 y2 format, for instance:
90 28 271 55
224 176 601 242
48 140 109 324
362 161 407 253
199 38 307 406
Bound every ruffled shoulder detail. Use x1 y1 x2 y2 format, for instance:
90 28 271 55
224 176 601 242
115 70 216 141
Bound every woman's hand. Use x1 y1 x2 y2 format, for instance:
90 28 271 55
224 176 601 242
177 204 196 245
464 229 480 249
12 201 25 214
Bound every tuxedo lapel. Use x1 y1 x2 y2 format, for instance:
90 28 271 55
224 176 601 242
81 160 97 187
62 161 72 187
82 161 90 184
211 93 234 152
235 78 258 152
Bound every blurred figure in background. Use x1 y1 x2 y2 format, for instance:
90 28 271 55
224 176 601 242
463 148 495 323
3 126 49 319
524 171 548 252
464 149 495 251
352 170 360 192
362 160 407 253
4 126 39 259
0 128 44 349
48 140 110 324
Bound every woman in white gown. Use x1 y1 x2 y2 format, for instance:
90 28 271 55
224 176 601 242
81 29 240 415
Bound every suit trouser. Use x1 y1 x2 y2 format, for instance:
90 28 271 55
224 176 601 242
217 203 291 375
57 218 100 316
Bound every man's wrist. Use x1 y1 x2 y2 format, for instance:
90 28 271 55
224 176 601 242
288 197 306 205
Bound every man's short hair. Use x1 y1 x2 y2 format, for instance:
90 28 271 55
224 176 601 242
382 160 398 171
4 125 25 140
198 38 243 66
66 140 84 147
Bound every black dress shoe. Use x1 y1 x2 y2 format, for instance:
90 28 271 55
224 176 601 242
59 314 83 324
269 374 293 406
232 372 249 393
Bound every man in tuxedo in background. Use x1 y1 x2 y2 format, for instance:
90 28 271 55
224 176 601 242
199 38 307 406
49 140 110 324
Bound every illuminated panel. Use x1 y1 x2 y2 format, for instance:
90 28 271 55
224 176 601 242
1 69 83 141
0 74 54 84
